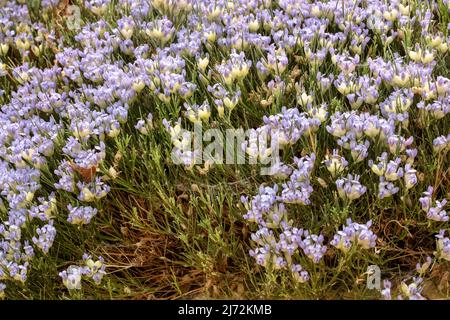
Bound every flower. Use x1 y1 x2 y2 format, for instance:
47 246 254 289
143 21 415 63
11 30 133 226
0 0 449 299
419 186 434 212
197 55 209 72
350 140 370 163
31 222 56 254
59 266 83 290
427 200 448 222
324 149 348 177
0 62 7 77
336 174 367 201
433 134 450 153
399 277 426 300
216 50 252 85
384 158 403 181
403 164 418 189
381 280 392 300
435 230 450 261
144 17 174 45
378 177 399 199
118 16 135 39
420 186 448 222
0 283 5 299
387 135 413 154
416 256 432 276
306 103 328 122
67 204 98 225
330 219 377 253
299 231 327 263
291 264 309 283
83 254 106 284
184 101 211 123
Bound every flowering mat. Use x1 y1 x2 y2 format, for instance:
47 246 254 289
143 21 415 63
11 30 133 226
0 0 449 300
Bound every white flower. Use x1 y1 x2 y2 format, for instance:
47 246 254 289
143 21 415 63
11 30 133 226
61 266 83 290
198 56 209 72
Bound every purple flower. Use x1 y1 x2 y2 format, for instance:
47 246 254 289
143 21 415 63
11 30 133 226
435 230 450 261
291 264 309 283
384 158 404 182
419 186 434 212
433 134 450 153
83 254 106 284
279 181 313 205
416 256 433 275
331 219 377 252
299 231 327 263
381 280 392 300
32 221 56 254
427 200 448 222
67 204 98 225
387 135 413 154
403 164 418 189
59 266 82 290
402 276 426 300
336 174 367 201
378 177 399 199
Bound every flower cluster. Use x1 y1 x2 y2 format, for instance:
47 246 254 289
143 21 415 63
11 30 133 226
381 255 433 300
330 219 377 253
234 0 448 289
242 150 319 275
31 222 56 254
67 204 99 225
59 254 106 290
419 186 448 222
335 174 367 201
162 118 201 168
0 0 448 299
383 277 426 300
